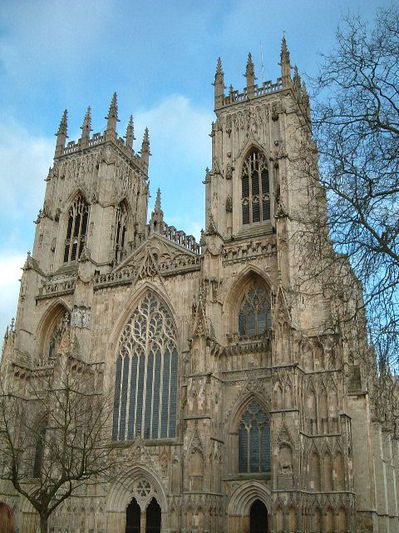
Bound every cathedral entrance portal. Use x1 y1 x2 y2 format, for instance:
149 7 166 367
249 499 268 533
125 495 161 533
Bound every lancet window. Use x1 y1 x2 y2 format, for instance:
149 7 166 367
63 194 89 263
238 286 272 337
114 201 128 263
239 401 270 473
112 293 178 441
241 148 270 225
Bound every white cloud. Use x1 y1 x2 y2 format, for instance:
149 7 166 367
0 118 53 239
135 95 212 233
135 95 212 167
0 253 25 339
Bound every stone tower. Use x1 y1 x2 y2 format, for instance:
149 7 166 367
1 40 399 533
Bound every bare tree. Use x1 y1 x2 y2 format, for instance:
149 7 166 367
299 6 399 370
0 357 114 533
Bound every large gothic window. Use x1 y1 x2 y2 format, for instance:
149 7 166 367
239 286 272 337
64 193 89 263
112 293 178 441
239 401 270 473
114 201 128 263
241 148 270 225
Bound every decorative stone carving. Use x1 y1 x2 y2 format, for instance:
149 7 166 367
71 306 91 329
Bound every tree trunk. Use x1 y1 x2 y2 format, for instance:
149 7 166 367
40 514 49 533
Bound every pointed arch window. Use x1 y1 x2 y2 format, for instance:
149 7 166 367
238 286 272 337
112 293 178 441
63 194 89 263
241 148 270 225
239 401 270 473
114 201 128 263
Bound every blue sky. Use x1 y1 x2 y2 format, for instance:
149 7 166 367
0 0 393 336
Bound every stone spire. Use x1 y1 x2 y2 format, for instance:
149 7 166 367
125 115 135 150
55 110 68 158
245 53 256 97
214 57 225 110
150 187 164 233
280 35 292 87
105 92 119 140
140 127 150 170
80 107 92 148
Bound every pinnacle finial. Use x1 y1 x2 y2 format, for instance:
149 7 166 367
214 57 225 109
216 57 223 77
280 35 292 87
56 109 68 137
80 106 92 145
105 92 119 138
150 187 163 233
293 65 301 88
246 52 254 73
245 52 256 96
142 127 150 147
140 127 150 169
155 187 161 211
108 92 118 119
55 109 68 157
125 115 135 149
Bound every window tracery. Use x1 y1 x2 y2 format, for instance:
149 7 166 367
47 311 70 360
238 286 271 337
238 401 270 473
241 148 270 225
112 293 178 441
63 194 89 263
114 201 128 263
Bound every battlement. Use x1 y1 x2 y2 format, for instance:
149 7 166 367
221 77 284 108
54 95 150 173
214 37 309 114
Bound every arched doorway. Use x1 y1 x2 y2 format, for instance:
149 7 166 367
126 497 140 533
250 499 268 533
146 498 161 532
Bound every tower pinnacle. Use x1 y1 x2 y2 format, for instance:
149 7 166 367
245 52 256 97
280 35 292 87
105 92 119 140
125 115 135 150
214 57 225 110
55 110 68 158
80 106 92 148
140 127 150 170
150 187 164 233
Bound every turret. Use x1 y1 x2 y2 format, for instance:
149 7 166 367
125 115 135 150
140 127 150 170
280 36 292 87
214 57 225 110
149 188 164 233
80 107 92 148
245 53 256 97
55 110 68 158
105 92 119 140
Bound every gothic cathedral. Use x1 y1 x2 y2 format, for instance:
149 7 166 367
2 40 399 533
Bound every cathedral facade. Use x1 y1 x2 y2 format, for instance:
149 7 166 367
1 41 399 533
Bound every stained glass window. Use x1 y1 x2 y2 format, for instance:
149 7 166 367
238 286 272 337
112 294 178 441
239 401 270 473
241 149 270 225
64 193 89 263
